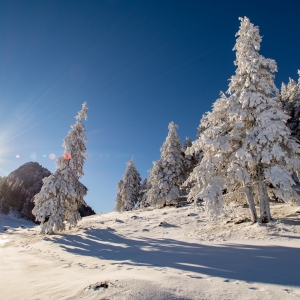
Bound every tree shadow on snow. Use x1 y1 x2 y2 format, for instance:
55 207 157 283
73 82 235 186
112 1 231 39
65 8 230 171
51 228 300 287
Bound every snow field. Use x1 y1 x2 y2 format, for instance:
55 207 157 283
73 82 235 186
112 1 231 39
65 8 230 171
1 203 300 299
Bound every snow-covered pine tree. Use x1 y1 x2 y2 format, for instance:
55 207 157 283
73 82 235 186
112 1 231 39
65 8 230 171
280 71 300 141
33 102 88 234
181 137 200 196
120 158 141 211
0 177 9 214
138 178 151 208
62 101 88 177
187 17 300 223
196 113 210 139
114 179 124 212
181 137 192 152
181 137 198 184
147 122 185 208
185 93 234 218
227 17 300 222
183 116 214 204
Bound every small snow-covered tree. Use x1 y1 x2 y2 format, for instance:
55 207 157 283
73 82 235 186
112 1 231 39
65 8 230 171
186 93 233 217
138 178 151 208
33 102 88 234
114 179 124 212
181 137 198 188
184 113 216 203
181 137 192 152
147 122 185 208
280 71 300 140
120 158 141 211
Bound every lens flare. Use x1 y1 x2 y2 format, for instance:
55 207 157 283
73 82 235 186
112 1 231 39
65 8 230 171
16 154 20 158
63 153 71 160
49 153 56 160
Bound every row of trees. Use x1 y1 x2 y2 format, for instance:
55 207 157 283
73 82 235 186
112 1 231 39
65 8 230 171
115 17 300 223
114 123 196 212
28 16 300 233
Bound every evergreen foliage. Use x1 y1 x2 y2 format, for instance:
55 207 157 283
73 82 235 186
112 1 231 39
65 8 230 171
33 102 89 234
182 154 204 202
184 115 214 202
78 204 96 217
138 178 151 208
114 179 124 212
186 17 300 222
121 158 141 211
114 159 141 212
181 137 192 152
180 137 199 189
147 122 185 208
280 71 300 141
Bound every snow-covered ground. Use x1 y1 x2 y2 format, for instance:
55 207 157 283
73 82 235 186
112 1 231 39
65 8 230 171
1 202 300 300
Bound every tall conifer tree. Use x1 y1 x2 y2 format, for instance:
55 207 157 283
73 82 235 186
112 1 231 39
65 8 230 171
188 17 300 222
33 102 88 233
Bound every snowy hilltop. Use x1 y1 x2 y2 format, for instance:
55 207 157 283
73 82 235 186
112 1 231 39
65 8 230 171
0 162 95 222
0 162 51 221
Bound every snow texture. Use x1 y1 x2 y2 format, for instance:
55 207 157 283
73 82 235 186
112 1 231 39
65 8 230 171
1 202 300 299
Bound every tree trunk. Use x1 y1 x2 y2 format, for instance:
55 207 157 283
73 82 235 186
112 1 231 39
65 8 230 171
244 186 257 222
257 165 271 223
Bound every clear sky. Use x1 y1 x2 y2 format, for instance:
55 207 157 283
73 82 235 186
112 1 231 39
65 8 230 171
0 0 299 213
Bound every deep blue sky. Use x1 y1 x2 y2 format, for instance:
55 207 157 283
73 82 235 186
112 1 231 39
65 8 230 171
0 0 299 213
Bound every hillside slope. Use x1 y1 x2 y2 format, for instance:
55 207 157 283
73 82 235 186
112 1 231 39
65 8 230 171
0 162 51 220
0 162 95 221
1 202 300 299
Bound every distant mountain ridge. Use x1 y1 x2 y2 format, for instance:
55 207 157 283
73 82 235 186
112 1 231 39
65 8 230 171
0 162 95 222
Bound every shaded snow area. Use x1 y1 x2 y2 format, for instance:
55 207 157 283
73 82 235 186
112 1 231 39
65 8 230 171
1 203 300 300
